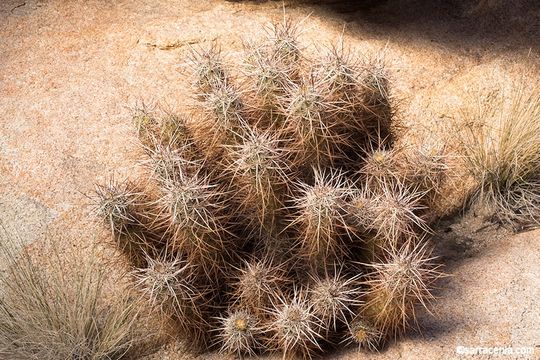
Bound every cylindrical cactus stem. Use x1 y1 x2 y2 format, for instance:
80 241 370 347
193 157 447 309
92 178 163 267
289 168 355 270
315 43 367 153
282 77 345 169
401 142 449 209
154 169 232 277
232 259 289 317
200 82 248 149
132 249 213 349
243 43 292 129
368 181 431 248
268 18 303 79
134 108 201 155
344 316 382 351
188 42 228 95
316 43 362 103
225 125 292 238
361 240 444 339
266 287 323 360
308 267 362 336
359 57 397 148
359 147 402 190
240 18 302 129
216 308 264 359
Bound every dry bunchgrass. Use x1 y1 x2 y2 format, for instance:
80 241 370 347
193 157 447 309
0 229 144 360
455 83 540 229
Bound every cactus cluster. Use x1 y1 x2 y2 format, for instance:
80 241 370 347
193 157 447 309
93 20 446 359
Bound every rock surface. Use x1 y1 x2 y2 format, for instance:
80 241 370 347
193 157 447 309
0 0 539 359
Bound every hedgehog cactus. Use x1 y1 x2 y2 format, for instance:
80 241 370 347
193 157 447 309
217 309 264 359
267 288 323 359
233 260 281 311
290 169 354 268
93 19 447 357
308 268 362 334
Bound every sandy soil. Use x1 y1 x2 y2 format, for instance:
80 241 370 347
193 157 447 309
1 0 539 359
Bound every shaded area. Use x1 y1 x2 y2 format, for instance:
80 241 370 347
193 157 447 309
303 0 540 55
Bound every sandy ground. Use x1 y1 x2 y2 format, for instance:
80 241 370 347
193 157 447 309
1 0 539 359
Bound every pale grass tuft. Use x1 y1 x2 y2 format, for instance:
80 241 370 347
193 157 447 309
456 83 540 228
0 230 144 360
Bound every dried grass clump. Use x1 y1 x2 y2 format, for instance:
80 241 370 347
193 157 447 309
0 229 144 360
94 18 448 357
455 83 540 229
